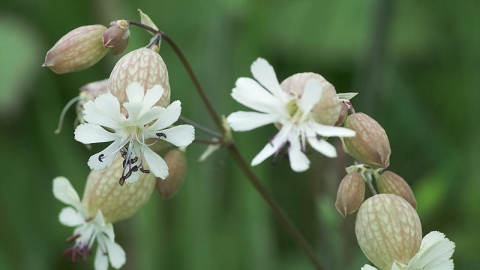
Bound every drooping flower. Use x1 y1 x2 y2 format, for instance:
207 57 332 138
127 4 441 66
74 82 195 184
226 58 355 172
53 177 125 270
361 231 455 270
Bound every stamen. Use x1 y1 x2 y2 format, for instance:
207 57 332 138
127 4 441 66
156 132 167 139
66 234 81 243
54 96 82 134
98 154 105 162
140 167 150 173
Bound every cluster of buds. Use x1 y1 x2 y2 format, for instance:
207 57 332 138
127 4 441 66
46 10 192 270
333 103 454 269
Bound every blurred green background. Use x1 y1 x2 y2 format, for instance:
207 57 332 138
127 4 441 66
1 0 478 269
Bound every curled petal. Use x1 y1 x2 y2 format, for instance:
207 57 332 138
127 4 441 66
252 124 292 166
88 139 126 171
105 238 126 269
307 137 337 158
94 246 109 270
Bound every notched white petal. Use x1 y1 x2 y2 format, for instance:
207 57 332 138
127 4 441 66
74 124 118 144
94 246 109 270
161 125 195 147
142 85 164 109
250 58 284 97
143 146 169 179
59 207 85 227
307 138 337 158
106 238 126 269
126 82 145 103
53 177 81 207
227 111 279 131
87 140 125 170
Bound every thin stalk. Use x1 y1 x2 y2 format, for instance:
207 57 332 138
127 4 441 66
179 116 222 139
160 32 224 132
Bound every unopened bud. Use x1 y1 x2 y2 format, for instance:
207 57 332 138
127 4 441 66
102 20 130 55
343 113 391 169
81 155 156 223
356 194 422 270
377 171 417 209
335 173 365 217
79 79 109 100
43 25 109 74
156 149 187 200
280 73 340 126
108 47 170 108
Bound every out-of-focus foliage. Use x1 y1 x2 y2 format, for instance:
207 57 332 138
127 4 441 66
0 0 479 269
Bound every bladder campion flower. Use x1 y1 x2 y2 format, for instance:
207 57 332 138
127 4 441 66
53 177 126 270
74 82 195 184
227 58 355 172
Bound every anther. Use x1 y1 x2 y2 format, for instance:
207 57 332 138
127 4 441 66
98 154 105 162
156 132 167 139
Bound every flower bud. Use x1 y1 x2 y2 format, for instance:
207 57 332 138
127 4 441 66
156 149 187 200
355 194 422 270
108 48 170 108
335 173 365 217
280 73 340 126
81 155 156 224
376 171 417 209
343 113 391 169
43 25 109 74
102 20 130 55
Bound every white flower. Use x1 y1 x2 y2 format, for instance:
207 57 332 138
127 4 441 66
361 231 455 270
226 58 355 172
53 177 126 270
74 82 195 184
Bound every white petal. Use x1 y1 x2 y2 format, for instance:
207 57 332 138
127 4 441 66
288 136 310 172
407 231 455 270
298 79 323 122
74 124 118 144
126 82 145 103
124 170 141 184
88 139 126 170
232 77 283 114
143 146 169 179
149 100 181 131
53 177 83 210
250 58 285 98
227 111 279 131
135 106 164 127
142 85 164 110
307 137 337 158
59 207 85 227
311 122 356 137
123 102 144 120
160 125 195 147
106 238 126 269
251 124 292 166
361 265 378 270
83 94 122 129
94 246 109 270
